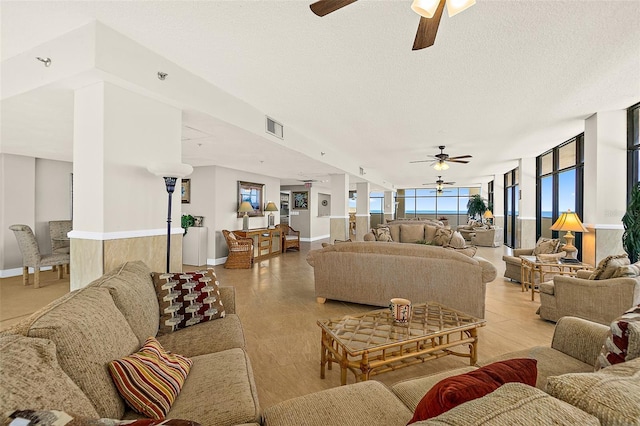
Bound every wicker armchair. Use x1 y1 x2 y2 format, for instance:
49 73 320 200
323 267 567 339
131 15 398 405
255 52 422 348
222 230 254 269
278 224 300 252
9 224 70 288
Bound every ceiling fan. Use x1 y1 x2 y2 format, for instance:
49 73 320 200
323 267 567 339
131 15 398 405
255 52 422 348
410 145 472 170
423 176 455 186
309 0 476 50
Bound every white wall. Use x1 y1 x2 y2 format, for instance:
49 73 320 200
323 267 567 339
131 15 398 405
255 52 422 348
35 159 73 253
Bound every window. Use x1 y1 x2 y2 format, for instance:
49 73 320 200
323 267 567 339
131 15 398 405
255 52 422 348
504 169 519 248
628 102 640 200
536 135 584 258
395 187 481 228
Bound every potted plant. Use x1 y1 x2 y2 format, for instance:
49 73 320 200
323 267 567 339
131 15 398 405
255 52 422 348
467 195 487 221
181 214 195 235
622 182 640 263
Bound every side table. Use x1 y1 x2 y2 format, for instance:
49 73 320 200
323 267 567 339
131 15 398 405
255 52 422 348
520 256 593 301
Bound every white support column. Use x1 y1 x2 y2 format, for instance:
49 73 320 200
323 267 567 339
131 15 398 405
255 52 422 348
384 191 395 222
355 181 370 241
518 157 537 248
490 175 505 246
70 81 183 289
582 110 627 265
330 174 349 242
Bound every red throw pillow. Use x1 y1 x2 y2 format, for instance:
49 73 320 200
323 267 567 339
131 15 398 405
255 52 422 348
408 358 538 424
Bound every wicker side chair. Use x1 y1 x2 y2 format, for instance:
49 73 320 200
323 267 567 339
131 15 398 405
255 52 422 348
9 224 70 288
222 230 254 269
278 224 300 252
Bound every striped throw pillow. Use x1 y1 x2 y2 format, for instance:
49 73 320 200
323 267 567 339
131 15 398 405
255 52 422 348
108 337 192 419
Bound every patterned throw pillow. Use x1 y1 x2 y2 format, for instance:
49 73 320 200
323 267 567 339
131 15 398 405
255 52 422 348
433 227 454 246
612 261 640 278
108 337 192 419
152 269 225 335
588 254 630 280
596 304 640 370
373 226 393 242
532 237 560 255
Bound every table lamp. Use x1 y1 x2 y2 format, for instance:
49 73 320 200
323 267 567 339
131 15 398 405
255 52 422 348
238 201 254 231
265 201 278 229
550 209 588 259
483 210 494 225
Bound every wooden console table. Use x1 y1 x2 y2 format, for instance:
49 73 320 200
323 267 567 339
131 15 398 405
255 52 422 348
233 228 281 260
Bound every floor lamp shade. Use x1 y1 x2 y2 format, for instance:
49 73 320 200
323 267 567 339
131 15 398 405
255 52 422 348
265 201 278 229
147 162 194 273
238 201 254 231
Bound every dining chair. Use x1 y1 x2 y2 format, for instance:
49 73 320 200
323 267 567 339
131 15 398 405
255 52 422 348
9 224 70 288
49 220 72 254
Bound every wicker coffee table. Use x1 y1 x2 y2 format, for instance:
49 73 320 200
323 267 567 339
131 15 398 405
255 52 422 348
317 302 486 385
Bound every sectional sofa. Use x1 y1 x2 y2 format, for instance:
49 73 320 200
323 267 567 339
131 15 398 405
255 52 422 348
306 242 497 319
0 261 261 426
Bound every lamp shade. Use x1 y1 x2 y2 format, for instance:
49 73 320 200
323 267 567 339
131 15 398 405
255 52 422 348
147 162 193 178
550 210 588 233
411 0 440 18
446 0 476 17
483 210 494 219
238 201 254 213
265 201 278 212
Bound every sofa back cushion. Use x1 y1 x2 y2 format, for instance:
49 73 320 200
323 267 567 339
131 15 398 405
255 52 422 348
400 224 425 243
425 225 438 243
19 287 140 419
0 334 99 417
547 357 640 426
95 261 159 346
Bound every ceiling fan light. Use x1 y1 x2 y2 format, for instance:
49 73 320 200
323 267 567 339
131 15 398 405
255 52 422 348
411 0 440 18
446 0 476 17
433 161 449 171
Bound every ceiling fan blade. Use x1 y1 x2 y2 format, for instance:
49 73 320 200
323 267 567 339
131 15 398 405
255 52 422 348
310 0 358 16
409 160 432 164
412 0 445 50
448 155 473 160
448 159 470 164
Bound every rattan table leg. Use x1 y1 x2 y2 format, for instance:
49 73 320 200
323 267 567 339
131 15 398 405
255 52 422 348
469 328 478 365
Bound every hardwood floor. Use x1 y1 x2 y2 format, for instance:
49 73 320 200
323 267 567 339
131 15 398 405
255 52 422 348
0 240 555 409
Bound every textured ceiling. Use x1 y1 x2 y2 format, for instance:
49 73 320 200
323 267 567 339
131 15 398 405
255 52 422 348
1 0 639 190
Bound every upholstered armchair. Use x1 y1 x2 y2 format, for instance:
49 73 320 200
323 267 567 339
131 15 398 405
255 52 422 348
222 230 254 269
278 224 300 252
539 256 640 325
471 227 503 247
9 224 70 288
502 238 565 282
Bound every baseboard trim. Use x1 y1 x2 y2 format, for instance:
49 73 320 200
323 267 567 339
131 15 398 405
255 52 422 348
0 266 54 278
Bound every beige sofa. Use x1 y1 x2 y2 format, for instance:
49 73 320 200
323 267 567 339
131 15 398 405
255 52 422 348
0 261 261 426
539 269 640 325
306 242 497 319
363 219 444 244
263 316 640 426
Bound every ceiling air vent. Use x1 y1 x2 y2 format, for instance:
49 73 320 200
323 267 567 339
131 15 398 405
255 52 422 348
266 116 284 139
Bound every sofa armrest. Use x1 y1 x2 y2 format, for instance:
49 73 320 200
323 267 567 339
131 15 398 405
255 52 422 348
219 286 236 314
474 256 497 283
550 316 609 367
576 270 592 279
363 232 376 241
513 248 534 257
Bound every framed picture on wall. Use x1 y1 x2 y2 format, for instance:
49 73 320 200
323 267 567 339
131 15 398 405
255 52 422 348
237 181 265 217
292 191 309 210
181 179 191 204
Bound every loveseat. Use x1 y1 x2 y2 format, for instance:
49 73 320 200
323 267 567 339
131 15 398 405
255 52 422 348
0 261 261 426
262 316 640 426
306 242 497 319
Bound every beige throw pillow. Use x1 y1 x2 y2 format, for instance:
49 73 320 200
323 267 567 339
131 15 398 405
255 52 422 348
400 224 425 243
532 237 560 255
433 228 453 246
448 231 466 249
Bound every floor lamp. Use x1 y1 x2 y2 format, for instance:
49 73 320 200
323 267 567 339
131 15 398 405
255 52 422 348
147 163 193 272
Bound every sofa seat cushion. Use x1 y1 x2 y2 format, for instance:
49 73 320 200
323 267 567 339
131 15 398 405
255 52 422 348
155 313 246 357
392 367 478 412
0 334 99 418
407 359 538 423
95 261 160 346
481 347 594 390
109 337 192 419
16 287 140 419
262 380 412 426
547 357 640 426
123 348 261 426
413 382 599 425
